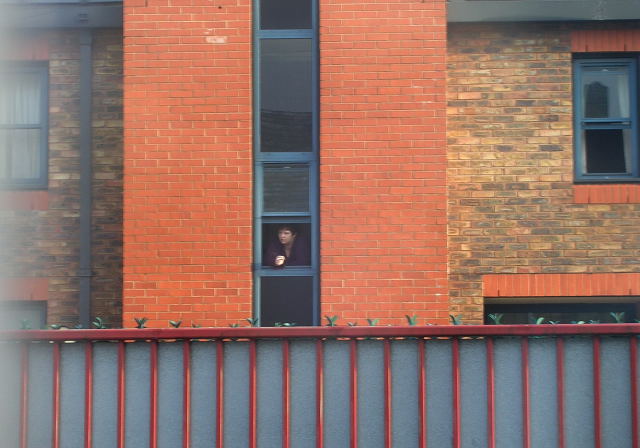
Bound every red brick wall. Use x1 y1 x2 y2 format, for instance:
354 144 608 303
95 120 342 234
448 22 640 323
319 0 449 325
122 0 253 327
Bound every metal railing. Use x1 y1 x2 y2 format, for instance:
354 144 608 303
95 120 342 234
1 325 639 448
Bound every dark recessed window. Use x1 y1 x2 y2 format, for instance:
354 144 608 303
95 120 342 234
485 302 637 324
260 0 311 30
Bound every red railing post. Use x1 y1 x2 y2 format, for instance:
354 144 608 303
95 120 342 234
249 340 257 448
521 338 530 448
282 340 290 448
84 342 94 448
183 341 191 448
452 338 461 448
383 339 392 448
486 338 496 448
149 340 158 448
418 339 427 448
19 342 29 448
556 337 565 448
52 342 61 448
350 339 358 448
216 340 224 448
630 336 639 448
593 336 602 448
315 339 324 448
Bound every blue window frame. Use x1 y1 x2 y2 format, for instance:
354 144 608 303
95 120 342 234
253 0 319 326
0 62 48 189
573 58 639 181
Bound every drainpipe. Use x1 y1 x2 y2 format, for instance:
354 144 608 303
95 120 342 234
78 28 93 328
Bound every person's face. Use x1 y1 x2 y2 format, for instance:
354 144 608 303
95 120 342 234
278 229 296 246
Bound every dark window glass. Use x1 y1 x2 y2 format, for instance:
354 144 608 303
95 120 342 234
584 128 630 173
262 223 311 267
581 66 630 119
260 276 314 326
263 164 309 212
260 39 312 152
484 303 636 325
260 0 311 30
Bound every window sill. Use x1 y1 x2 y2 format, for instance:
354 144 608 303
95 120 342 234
0 190 49 210
572 184 640 203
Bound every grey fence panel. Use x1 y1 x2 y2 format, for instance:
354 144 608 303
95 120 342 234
390 340 420 448
124 341 151 448
223 341 250 447
92 342 119 448
323 340 351 447
157 342 184 448
0 342 22 447
460 338 488 448
27 342 53 448
494 338 523 448
257 339 283 448
425 338 453 447
564 337 595 448
289 340 317 448
600 337 632 448
357 340 385 448
59 343 85 448
190 341 218 447
528 338 559 448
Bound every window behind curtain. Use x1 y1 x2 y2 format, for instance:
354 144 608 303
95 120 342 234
0 63 48 188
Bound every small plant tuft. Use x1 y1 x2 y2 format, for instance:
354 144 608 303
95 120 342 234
92 317 108 329
610 312 626 323
347 321 358 327
20 320 32 330
366 318 379 326
405 314 419 326
534 317 546 325
169 320 182 328
325 315 339 327
488 313 503 325
134 317 148 329
449 314 463 325
246 318 259 327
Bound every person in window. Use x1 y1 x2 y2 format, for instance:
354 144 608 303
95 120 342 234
263 225 310 267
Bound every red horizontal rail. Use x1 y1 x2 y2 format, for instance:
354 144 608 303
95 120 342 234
2 324 639 342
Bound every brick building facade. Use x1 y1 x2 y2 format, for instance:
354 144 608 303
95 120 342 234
2 1 639 328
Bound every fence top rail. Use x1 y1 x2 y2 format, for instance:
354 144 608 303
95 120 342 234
0 324 639 342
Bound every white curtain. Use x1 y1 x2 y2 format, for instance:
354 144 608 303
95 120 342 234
0 72 41 180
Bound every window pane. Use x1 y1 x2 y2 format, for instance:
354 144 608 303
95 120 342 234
582 66 630 118
0 72 42 125
9 129 41 179
262 223 311 267
260 39 312 152
260 0 311 30
263 164 309 212
583 128 631 174
260 276 313 326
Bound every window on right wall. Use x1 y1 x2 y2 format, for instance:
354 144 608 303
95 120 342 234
573 57 639 181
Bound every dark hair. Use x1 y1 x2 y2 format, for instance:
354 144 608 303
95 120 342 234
277 224 298 235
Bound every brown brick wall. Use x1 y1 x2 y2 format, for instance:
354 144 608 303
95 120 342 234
0 29 123 328
447 22 640 323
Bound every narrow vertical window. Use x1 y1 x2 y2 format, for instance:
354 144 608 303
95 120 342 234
574 58 638 180
254 0 318 326
0 63 48 188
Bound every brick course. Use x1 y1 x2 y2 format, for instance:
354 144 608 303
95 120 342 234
447 22 640 323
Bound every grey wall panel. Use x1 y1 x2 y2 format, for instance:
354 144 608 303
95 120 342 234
27 343 53 448
528 338 559 448
257 340 283 448
59 343 85 448
289 340 317 448
494 338 523 448
323 340 351 447
460 339 487 448
124 342 150 448
157 342 183 448
425 339 453 448
600 337 632 448
0 342 22 448
92 342 119 448
223 342 250 447
564 337 595 448
390 340 419 448
190 342 218 447
357 340 385 448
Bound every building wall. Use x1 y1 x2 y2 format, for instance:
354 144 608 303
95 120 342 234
447 22 640 323
0 29 123 328
122 0 449 327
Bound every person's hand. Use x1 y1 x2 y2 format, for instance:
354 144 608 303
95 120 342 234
275 255 285 266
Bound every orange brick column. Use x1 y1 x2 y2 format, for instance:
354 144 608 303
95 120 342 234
122 0 253 327
319 0 449 324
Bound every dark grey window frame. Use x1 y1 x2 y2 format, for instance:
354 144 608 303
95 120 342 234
0 61 49 189
573 56 639 182
252 0 320 326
